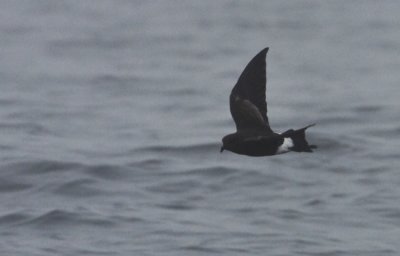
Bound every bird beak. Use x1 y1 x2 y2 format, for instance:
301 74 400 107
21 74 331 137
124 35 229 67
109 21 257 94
220 146 224 153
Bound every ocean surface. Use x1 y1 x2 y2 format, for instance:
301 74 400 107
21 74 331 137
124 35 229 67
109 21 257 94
1 1 400 255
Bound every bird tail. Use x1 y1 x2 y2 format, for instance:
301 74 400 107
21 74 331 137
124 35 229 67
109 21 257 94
282 124 317 153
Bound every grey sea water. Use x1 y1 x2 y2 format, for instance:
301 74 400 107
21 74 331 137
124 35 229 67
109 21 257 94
1 1 400 255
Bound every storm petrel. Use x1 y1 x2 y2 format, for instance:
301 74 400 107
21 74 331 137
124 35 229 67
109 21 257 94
220 47 316 156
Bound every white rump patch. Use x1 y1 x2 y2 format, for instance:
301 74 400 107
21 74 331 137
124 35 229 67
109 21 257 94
276 138 293 154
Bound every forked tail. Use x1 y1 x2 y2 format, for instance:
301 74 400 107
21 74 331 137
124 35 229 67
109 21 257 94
282 124 317 153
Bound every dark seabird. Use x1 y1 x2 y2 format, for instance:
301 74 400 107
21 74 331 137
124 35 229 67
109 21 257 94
220 47 316 156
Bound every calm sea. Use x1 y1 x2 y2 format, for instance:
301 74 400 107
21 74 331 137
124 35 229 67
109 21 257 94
1 1 399 255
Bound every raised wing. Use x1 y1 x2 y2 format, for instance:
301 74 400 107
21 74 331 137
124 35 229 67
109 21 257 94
230 47 273 133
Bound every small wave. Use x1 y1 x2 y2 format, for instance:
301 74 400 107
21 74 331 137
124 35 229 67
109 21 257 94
0 178 32 192
146 179 202 194
53 178 107 197
91 74 128 85
180 245 221 253
48 37 130 52
128 158 170 172
72 249 116 256
83 164 131 180
361 124 400 138
303 249 347 256
304 198 325 207
276 208 305 220
21 209 115 228
317 115 360 126
369 207 400 220
228 170 291 188
0 121 51 135
109 215 144 224
156 201 196 211
313 135 365 155
0 144 15 151
362 166 390 174
352 105 383 113
5 160 132 181
6 160 84 175
137 142 220 155
89 74 143 94
0 98 17 106
184 166 240 177
292 238 321 247
0 212 31 226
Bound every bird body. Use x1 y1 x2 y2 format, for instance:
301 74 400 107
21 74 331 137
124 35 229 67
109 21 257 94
221 48 316 156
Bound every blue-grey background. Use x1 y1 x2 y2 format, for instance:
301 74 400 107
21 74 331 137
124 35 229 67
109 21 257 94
1 1 399 255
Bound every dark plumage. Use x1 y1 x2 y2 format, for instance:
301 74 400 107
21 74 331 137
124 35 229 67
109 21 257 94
221 48 316 156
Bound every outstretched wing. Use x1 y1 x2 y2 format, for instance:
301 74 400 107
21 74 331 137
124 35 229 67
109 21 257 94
230 47 273 133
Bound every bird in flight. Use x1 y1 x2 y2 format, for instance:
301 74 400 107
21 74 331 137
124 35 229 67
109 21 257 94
221 47 316 156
